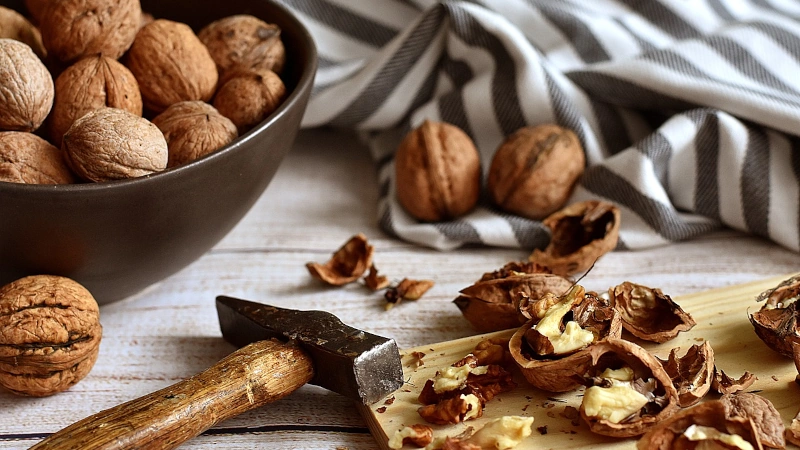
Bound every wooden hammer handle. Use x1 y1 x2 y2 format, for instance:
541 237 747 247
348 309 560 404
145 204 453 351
31 339 314 450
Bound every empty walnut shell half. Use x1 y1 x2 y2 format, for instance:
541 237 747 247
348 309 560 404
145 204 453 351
454 272 573 333
529 200 620 277
579 339 679 438
611 282 695 343
306 233 374 286
749 274 800 358
657 342 714 407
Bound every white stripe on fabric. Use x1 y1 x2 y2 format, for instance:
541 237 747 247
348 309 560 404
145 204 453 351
723 27 800 94
464 207 522 248
662 115 699 213
662 0 726 35
766 130 800 251
614 12 675 49
716 113 748 233
570 10 645 60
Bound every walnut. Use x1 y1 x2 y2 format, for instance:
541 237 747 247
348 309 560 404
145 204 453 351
306 233 374 286
488 124 585 220
611 282 696 343
529 200 621 277
384 278 435 310
0 6 46 58
126 19 218 113
711 368 756 395
24 0 49 24
50 55 143 147
388 424 433 449
40 0 140 63
151 101 238 168
721 392 785 448
657 342 714 407
62 107 168 182
0 131 75 184
0 275 102 397
0 38 53 132
394 120 481 222
213 68 286 134
749 274 800 358
198 14 285 78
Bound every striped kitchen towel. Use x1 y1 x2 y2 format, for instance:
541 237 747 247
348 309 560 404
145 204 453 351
278 0 800 252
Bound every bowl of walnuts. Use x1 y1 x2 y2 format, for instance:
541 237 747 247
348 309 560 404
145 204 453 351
0 0 317 304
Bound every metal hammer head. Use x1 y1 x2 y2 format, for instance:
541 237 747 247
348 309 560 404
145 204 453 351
216 296 403 404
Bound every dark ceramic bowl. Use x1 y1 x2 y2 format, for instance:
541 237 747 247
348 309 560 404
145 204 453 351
0 0 316 303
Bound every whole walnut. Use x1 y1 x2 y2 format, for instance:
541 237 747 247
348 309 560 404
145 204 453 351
0 131 75 184
126 19 218 113
39 0 141 63
198 14 285 78
213 69 285 134
394 120 481 222
0 38 53 132
0 275 102 397
152 101 238 167
487 124 585 220
0 5 46 58
63 107 168 182
50 55 143 147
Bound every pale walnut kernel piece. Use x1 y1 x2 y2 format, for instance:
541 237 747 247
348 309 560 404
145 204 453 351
657 342 714 407
40 0 140 63
0 132 75 184
711 368 756 395
213 68 286 134
472 337 513 367
364 264 390 291
418 394 483 425
51 55 143 147
0 6 46 58
0 275 102 397
306 233 373 286
385 278 434 310
487 124 585 220
461 416 534 450
721 393 785 449
529 200 620 277
152 101 238 168
0 39 53 132
198 15 285 78
788 409 800 447
126 19 218 113
394 120 481 222
612 282 695 343
63 107 168 182
749 274 800 358
388 424 433 449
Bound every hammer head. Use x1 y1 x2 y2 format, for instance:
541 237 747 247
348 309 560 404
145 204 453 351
216 296 403 405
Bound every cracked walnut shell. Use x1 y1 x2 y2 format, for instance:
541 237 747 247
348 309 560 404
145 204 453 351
0 275 102 397
750 274 800 358
198 14 285 78
213 68 286 134
306 233 374 286
0 131 75 184
126 19 218 113
611 282 695 343
0 38 53 132
152 101 238 168
63 107 167 182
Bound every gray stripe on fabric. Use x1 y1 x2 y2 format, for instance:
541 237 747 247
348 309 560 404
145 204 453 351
792 138 800 249
615 0 701 39
442 57 473 87
535 4 610 63
705 35 800 96
741 126 771 238
328 6 446 126
751 21 800 66
590 99 633 156
612 17 658 53
445 4 526 136
279 0 398 47
582 165 719 240
499 214 551 250
543 71 593 157
706 0 737 21
566 71 697 111
438 57 475 136
434 220 482 244
636 131 672 186
685 109 721 220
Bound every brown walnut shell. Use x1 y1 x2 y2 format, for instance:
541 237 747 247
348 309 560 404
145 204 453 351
152 101 238 167
0 5 46 57
198 14 285 78
394 120 481 222
0 275 102 397
711 368 756 395
126 19 218 113
50 55 143 147
0 38 53 132
63 107 168 182
487 124 585 220
611 282 695 343
306 233 374 286
0 131 74 184
213 68 286 134
657 342 714 407
40 0 140 63
24 0 49 24
720 392 784 449
529 200 620 277
749 274 800 358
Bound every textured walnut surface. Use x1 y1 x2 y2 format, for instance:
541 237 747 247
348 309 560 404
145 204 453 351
0 131 74 184
198 14 285 78
152 100 237 167
0 6 46 57
0 38 53 132
213 68 286 134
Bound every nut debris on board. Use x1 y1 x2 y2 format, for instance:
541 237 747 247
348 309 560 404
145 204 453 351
306 233 374 286
750 274 800 358
656 341 715 407
611 281 696 343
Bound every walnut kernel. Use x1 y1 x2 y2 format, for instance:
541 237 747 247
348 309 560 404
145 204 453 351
0 38 53 132
198 14 285 78
152 101 238 167
213 68 286 134
0 131 74 184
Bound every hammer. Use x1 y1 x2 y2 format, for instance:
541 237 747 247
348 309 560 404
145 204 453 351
31 296 404 449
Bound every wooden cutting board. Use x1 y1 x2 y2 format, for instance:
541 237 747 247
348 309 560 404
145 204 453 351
357 274 800 449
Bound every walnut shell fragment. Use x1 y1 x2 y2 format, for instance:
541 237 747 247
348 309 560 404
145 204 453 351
0 131 75 184
454 272 573 333
749 274 800 358
711 368 756 395
657 342 714 407
364 264 390 291
720 392 785 449
529 200 620 277
612 282 695 343
0 6 46 58
198 14 285 78
213 68 286 134
152 101 238 167
0 38 53 132
306 233 373 286
0 275 102 397
385 278 434 310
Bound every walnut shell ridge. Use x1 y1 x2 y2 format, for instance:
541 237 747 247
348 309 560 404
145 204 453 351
0 38 53 132
0 131 75 184
152 101 238 168
198 14 285 78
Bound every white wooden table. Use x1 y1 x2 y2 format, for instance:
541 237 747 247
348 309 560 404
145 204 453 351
1 128 798 449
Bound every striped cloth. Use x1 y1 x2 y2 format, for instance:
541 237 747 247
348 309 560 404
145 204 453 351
277 0 800 252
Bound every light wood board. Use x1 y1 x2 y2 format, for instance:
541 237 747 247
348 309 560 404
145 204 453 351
358 274 800 449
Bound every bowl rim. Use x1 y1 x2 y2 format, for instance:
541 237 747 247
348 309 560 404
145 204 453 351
0 0 318 195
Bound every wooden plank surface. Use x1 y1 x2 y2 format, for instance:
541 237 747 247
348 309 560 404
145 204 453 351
1 128 799 449
360 274 800 450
